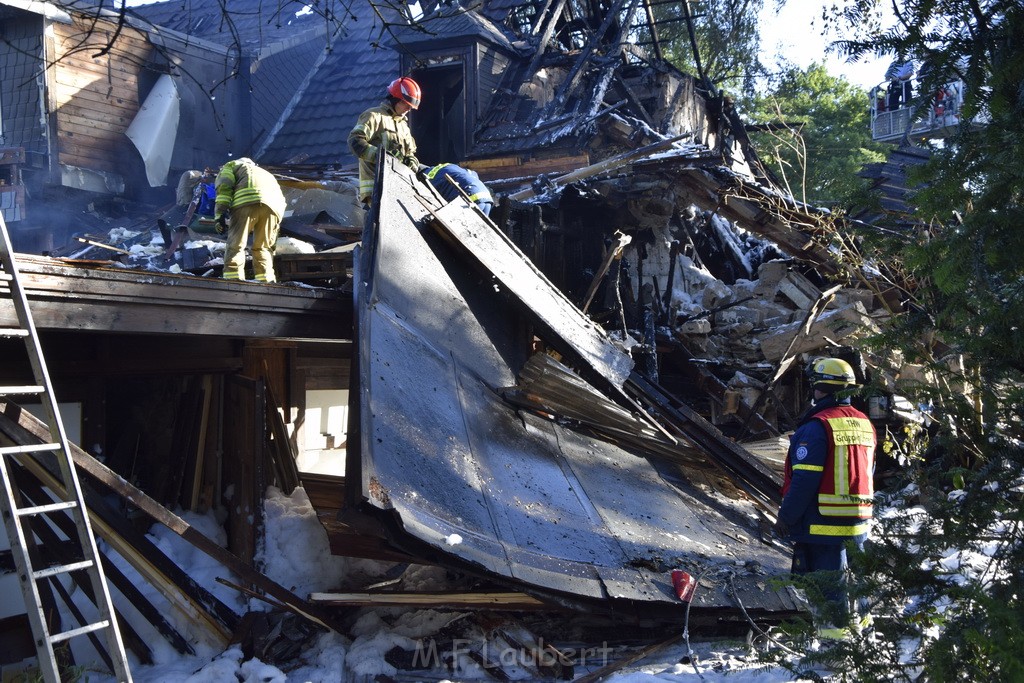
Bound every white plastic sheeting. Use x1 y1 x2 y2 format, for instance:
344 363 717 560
126 74 180 187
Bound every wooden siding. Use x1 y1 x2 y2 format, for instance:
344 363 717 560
475 43 509 122
51 19 152 175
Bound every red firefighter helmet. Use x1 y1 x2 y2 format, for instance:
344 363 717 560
387 77 421 109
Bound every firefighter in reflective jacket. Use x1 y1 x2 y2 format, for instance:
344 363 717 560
424 163 494 216
214 157 287 282
775 357 876 623
348 77 421 206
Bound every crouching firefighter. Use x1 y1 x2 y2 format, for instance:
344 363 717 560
775 357 876 632
214 157 286 282
423 162 493 216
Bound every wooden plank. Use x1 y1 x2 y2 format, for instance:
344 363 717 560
224 375 261 565
510 136 688 200
53 53 143 80
424 198 634 387
0 406 237 648
56 128 125 153
626 372 784 508
264 382 300 494
57 144 123 172
52 83 139 112
310 592 554 610
58 151 120 176
464 154 591 182
189 376 214 510
57 114 131 137
777 271 821 309
0 399 349 634
58 102 135 127
461 156 523 170
53 60 141 88
53 70 139 101
0 255 351 339
572 635 683 683
55 22 150 52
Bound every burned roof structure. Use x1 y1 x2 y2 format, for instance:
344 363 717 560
0 4 909 675
345 155 802 622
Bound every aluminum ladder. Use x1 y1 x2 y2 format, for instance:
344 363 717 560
0 214 132 682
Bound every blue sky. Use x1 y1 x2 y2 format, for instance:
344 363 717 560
759 0 888 89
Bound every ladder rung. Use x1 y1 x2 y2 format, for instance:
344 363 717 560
0 327 28 338
0 385 45 396
15 500 78 517
49 619 111 644
32 559 94 580
0 443 61 456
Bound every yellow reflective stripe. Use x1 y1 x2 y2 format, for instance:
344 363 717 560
825 416 875 446
222 268 241 280
820 506 873 516
824 415 872 498
361 145 378 161
793 464 824 472
425 164 448 180
819 493 873 504
833 442 849 496
809 522 870 536
468 191 491 202
233 187 261 206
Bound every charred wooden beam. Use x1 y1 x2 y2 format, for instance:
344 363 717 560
0 254 350 339
525 0 570 80
573 634 683 683
625 373 783 508
641 0 664 60
0 418 240 645
309 591 557 611
0 400 349 635
549 0 635 111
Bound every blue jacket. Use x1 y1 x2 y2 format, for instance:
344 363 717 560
779 395 874 546
426 163 492 207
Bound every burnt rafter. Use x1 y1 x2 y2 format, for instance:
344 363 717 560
547 0 643 113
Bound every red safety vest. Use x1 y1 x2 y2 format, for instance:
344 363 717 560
813 405 876 520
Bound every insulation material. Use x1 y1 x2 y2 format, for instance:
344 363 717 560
127 74 181 187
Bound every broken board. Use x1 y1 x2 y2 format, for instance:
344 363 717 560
351 158 802 620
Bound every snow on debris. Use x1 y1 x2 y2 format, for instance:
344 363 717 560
49 481 879 681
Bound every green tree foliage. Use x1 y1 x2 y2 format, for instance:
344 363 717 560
635 0 766 96
763 1 1024 680
746 63 886 206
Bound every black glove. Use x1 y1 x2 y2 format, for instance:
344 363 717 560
773 518 790 539
216 213 229 234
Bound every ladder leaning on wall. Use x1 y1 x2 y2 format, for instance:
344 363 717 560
0 214 132 682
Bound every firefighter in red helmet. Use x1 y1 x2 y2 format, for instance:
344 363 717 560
776 357 877 635
348 77 422 206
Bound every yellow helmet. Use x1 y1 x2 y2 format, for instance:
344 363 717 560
806 357 857 390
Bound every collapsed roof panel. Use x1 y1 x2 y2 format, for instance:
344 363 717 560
353 157 799 617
